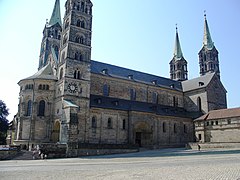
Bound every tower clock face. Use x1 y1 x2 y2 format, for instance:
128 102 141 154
67 83 78 93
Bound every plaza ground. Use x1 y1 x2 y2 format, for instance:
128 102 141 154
1 148 240 180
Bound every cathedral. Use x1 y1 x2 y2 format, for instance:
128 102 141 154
13 0 227 155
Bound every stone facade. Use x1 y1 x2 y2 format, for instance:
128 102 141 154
195 108 240 143
12 0 228 155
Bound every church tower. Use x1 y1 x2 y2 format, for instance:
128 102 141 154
170 27 188 81
38 0 62 70
199 14 220 78
55 0 93 146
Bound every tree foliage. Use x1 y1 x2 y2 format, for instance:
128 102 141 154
0 100 9 145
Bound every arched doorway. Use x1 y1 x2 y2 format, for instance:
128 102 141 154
52 121 60 142
134 122 153 147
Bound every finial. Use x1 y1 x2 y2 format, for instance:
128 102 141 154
175 23 178 32
46 19 49 24
204 10 207 19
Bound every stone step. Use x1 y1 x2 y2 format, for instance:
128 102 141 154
12 150 34 160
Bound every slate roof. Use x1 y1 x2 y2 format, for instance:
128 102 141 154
91 60 182 91
195 107 240 121
20 63 57 82
90 94 196 118
181 72 215 92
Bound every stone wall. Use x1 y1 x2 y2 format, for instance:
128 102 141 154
90 74 184 108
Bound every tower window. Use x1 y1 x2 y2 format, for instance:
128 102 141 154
38 100 45 117
77 20 81 27
75 52 83 61
81 21 85 28
80 36 84 44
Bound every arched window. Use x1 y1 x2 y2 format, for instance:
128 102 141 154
54 46 59 58
174 123 177 133
38 84 42 90
26 100 32 116
74 70 77 79
59 68 63 80
152 92 158 104
107 118 112 129
122 119 126 130
77 20 81 27
92 117 97 128
80 36 84 44
197 97 202 112
38 100 45 117
43 84 46 90
163 122 166 133
130 88 136 101
46 85 49 90
75 52 79 60
77 71 81 79
75 36 80 43
103 84 109 96
80 21 85 28
173 96 178 107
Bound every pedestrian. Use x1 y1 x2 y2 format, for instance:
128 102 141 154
198 144 201 151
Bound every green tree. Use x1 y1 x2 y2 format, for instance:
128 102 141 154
0 100 9 145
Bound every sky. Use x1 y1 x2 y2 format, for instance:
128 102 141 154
0 0 239 121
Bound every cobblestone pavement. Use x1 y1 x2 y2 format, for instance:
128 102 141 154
1 148 240 180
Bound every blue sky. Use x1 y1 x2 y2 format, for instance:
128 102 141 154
0 0 239 121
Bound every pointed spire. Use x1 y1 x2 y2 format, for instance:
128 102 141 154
203 12 214 50
174 25 184 60
48 0 62 27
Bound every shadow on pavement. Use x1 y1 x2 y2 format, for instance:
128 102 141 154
81 148 240 159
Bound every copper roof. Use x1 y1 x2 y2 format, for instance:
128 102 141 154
195 107 240 121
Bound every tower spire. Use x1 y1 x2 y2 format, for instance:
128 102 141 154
170 26 188 81
48 0 62 27
199 12 220 78
174 25 184 60
203 12 214 50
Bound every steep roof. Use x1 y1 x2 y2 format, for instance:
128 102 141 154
47 0 62 27
181 73 215 92
195 107 240 121
173 27 184 60
203 14 214 50
91 60 182 91
20 63 57 82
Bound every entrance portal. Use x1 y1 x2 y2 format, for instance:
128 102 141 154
134 122 153 147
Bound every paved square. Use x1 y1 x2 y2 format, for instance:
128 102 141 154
1 148 240 180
